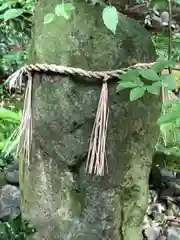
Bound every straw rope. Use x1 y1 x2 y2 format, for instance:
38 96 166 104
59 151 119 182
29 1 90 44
8 62 157 89
7 62 180 176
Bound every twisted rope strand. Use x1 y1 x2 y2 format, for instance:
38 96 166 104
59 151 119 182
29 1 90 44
13 62 156 84
8 62 180 176
8 62 180 89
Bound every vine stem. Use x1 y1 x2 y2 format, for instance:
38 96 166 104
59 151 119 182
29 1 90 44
168 0 172 74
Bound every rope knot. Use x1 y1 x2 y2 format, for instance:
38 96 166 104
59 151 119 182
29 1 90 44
103 74 109 83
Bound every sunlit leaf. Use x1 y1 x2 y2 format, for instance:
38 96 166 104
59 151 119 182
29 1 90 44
163 100 180 108
55 3 75 20
3 8 24 21
161 75 176 90
176 117 180 127
44 13 55 24
0 108 20 122
102 6 118 34
0 3 9 12
0 142 5 150
151 59 175 73
158 111 180 125
175 0 180 5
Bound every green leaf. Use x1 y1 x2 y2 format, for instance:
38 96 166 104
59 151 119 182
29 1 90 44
161 75 176 90
0 108 20 122
120 69 140 81
176 0 180 5
0 223 5 233
44 13 55 24
133 77 144 87
130 87 146 101
176 117 180 127
163 99 180 108
151 59 175 73
116 81 137 92
146 81 162 95
3 8 24 21
174 102 180 112
55 3 75 20
0 3 9 12
119 70 144 87
0 142 5 150
158 111 180 125
139 69 160 81
119 77 144 87
154 1 167 9
163 99 180 110
102 6 118 34
151 0 168 9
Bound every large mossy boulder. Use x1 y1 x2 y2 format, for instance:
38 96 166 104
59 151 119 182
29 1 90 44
21 1 161 239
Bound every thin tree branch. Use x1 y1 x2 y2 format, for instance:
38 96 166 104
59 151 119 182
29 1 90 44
168 0 172 74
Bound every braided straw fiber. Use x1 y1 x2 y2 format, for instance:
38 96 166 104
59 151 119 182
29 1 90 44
7 63 180 176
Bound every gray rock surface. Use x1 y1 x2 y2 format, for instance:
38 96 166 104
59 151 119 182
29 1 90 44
0 184 20 221
0 171 6 188
167 227 180 240
1 160 180 239
5 162 19 185
144 168 180 240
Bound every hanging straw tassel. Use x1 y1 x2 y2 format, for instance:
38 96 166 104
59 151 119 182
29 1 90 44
162 86 179 102
162 86 169 102
16 72 32 167
86 75 109 176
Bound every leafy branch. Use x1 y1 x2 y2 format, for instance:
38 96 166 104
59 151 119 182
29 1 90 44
116 60 176 101
0 0 34 22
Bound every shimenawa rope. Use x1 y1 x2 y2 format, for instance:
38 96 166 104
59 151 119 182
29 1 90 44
7 62 179 176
